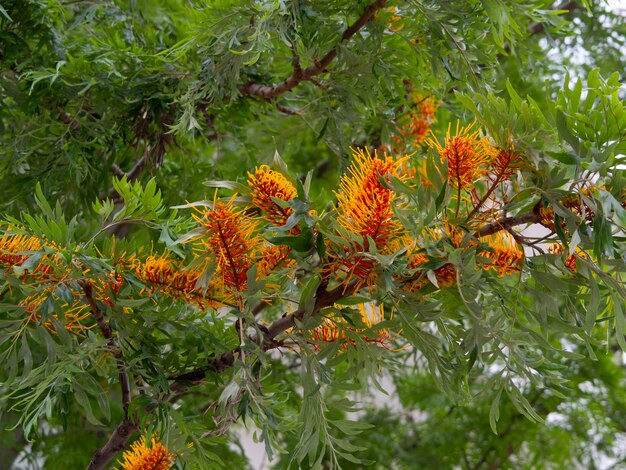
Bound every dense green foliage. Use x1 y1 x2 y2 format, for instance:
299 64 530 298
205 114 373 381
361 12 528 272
1 1 625 469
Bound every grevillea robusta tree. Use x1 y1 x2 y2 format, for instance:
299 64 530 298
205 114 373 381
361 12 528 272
1 1 625 469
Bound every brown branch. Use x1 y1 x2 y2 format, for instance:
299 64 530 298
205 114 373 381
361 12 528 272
276 103 301 115
81 281 136 470
474 202 543 238
171 279 358 383
239 0 389 100
86 419 139 470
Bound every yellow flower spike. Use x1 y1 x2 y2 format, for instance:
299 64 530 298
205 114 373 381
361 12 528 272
335 148 407 251
479 231 524 276
247 165 298 227
428 122 497 190
330 148 408 286
119 435 174 470
0 231 43 269
192 197 259 293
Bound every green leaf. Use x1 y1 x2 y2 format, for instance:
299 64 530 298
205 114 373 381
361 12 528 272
299 275 321 317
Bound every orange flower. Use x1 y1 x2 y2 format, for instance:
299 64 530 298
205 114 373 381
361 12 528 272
335 148 406 251
548 243 587 272
396 95 438 146
19 289 93 333
0 232 43 270
256 243 294 279
193 198 259 292
119 435 174 470
417 96 437 120
247 165 297 226
0 229 91 332
132 255 215 307
490 145 523 182
407 253 456 290
398 113 431 144
479 231 523 276
311 304 399 351
331 148 407 284
403 226 468 290
428 122 496 190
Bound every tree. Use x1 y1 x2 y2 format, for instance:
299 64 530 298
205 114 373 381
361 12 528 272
1 0 625 469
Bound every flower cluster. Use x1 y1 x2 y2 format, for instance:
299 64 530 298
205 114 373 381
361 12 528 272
404 225 523 291
131 254 218 308
311 303 398 351
479 231 524 276
193 198 259 293
247 165 298 227
119 435 174 470
0 229 95 332
428 122 497 190
548 243 588 272
332 148 407 283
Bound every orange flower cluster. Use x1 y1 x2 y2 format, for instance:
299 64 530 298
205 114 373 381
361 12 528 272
332 148 407 283
539 189 598 231
131 255 218 308
404 226 523 290
429 122 497 190
548 243 587 272
405 230 458 290
119 435 174 470
256 244 293 279
489 145 524 183
336 148 406 250
247 165 297 226
479 232 524 276
247 164 299 277
0 232 43 270
18 289 92 333
311 304 398 351
0 230 97 332
381 93 439 156
193 198 259 293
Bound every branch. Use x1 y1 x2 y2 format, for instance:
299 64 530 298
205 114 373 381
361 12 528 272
81 281 136 470
86 419 138 470
474 202 543 238
239 0 389 100
171 279 359 383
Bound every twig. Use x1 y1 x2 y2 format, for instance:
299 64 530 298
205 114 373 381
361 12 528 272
239 0 389 100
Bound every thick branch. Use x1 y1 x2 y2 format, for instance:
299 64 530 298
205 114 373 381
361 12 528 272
86 419 139 470
239 0 389 100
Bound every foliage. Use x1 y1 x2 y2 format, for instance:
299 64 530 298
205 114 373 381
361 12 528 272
0 1 625 469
